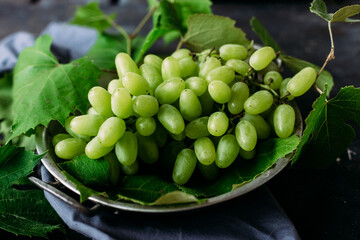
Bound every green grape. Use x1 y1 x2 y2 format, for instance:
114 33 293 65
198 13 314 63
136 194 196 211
140 63 163 92
152 121 168 147
136 133 159 164
287 67 317 97
185 116 210 139
122 72 152 96
178 57 197 78
144 54 163 72
155 77 185 104
115 131 138 166
171 48 191 60
161 56 181 81
55 138 86 159
88 86 113 118
98 117 126 147
239 147 256 160
227 82 249 115
104 153 120 186
235 120 257 151
136 117 156 136
198 90 214 116
64 116 90 141
172 148 197 185
179 89 202 121
199 57 221 78
159 140 186 172
85 136 114 159
208 112 229 137
208 80 231 104
279 78 294 100
215 134 240 168
107 79 123 94
198 48 220 63
242 113 271 139
264 71 283 90
87 107 99 115
111 87 133 119
115 52 140 79
249 46 276 71
219 44 248 61
70 114 105 136
132 95 159 117
244 90 274 115
194 137 216 165
225 59 251 76
120 159 139 175
169 131 186 141
198 161 219 181
206 66 235 84
157 104 185 134
185 76 207 96
52 133 71 147
273 104 296 138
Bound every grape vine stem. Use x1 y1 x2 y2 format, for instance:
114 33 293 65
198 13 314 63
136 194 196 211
129 3 159 39
314 21 335 96
105 15 132 55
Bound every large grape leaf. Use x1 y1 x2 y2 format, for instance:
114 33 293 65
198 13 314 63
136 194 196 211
0 143 64 237
70 2 116 32
0 142 43 189
86 33 126 69
183 14 249 52
280 55 333 96
0 188 64 238
179 135 300 197
10 34 101 140
310 0 360 23
59 154 111 189
292 86 360 167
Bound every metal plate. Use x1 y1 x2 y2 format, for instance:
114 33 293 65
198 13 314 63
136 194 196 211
35 102 302 213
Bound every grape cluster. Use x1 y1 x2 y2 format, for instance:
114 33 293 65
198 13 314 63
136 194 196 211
53 44 316 185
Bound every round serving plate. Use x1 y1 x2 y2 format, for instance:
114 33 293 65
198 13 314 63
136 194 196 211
35 101 303 214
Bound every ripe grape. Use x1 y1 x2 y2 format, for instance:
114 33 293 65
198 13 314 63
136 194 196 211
287 67 317 97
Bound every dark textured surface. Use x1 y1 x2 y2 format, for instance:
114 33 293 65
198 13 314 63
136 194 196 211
0 0 359 239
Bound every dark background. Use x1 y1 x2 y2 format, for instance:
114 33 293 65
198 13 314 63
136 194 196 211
0 0 359 239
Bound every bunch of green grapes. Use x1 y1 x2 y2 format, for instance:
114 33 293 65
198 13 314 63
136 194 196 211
52 43 317 185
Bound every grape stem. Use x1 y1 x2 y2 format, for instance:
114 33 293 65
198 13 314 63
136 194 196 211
249 81 279 97
313 21 335 96
104 15 132 55
129 3 159 39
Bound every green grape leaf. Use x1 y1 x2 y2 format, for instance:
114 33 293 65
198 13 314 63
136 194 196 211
150 191 201 205
10 35 101 140
180 135 300 197
279 54 333 96
183 14 249 52
310 0 360 23
0 188 64 238
86 33 127 69
292 86 360 167
0 142 43 190
62 171 105 203
59 154 111 189
250 17 281 52
0 73 13 121
309 0 333 22
332 5 360 23
70 2 115 32
115 175 180 204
